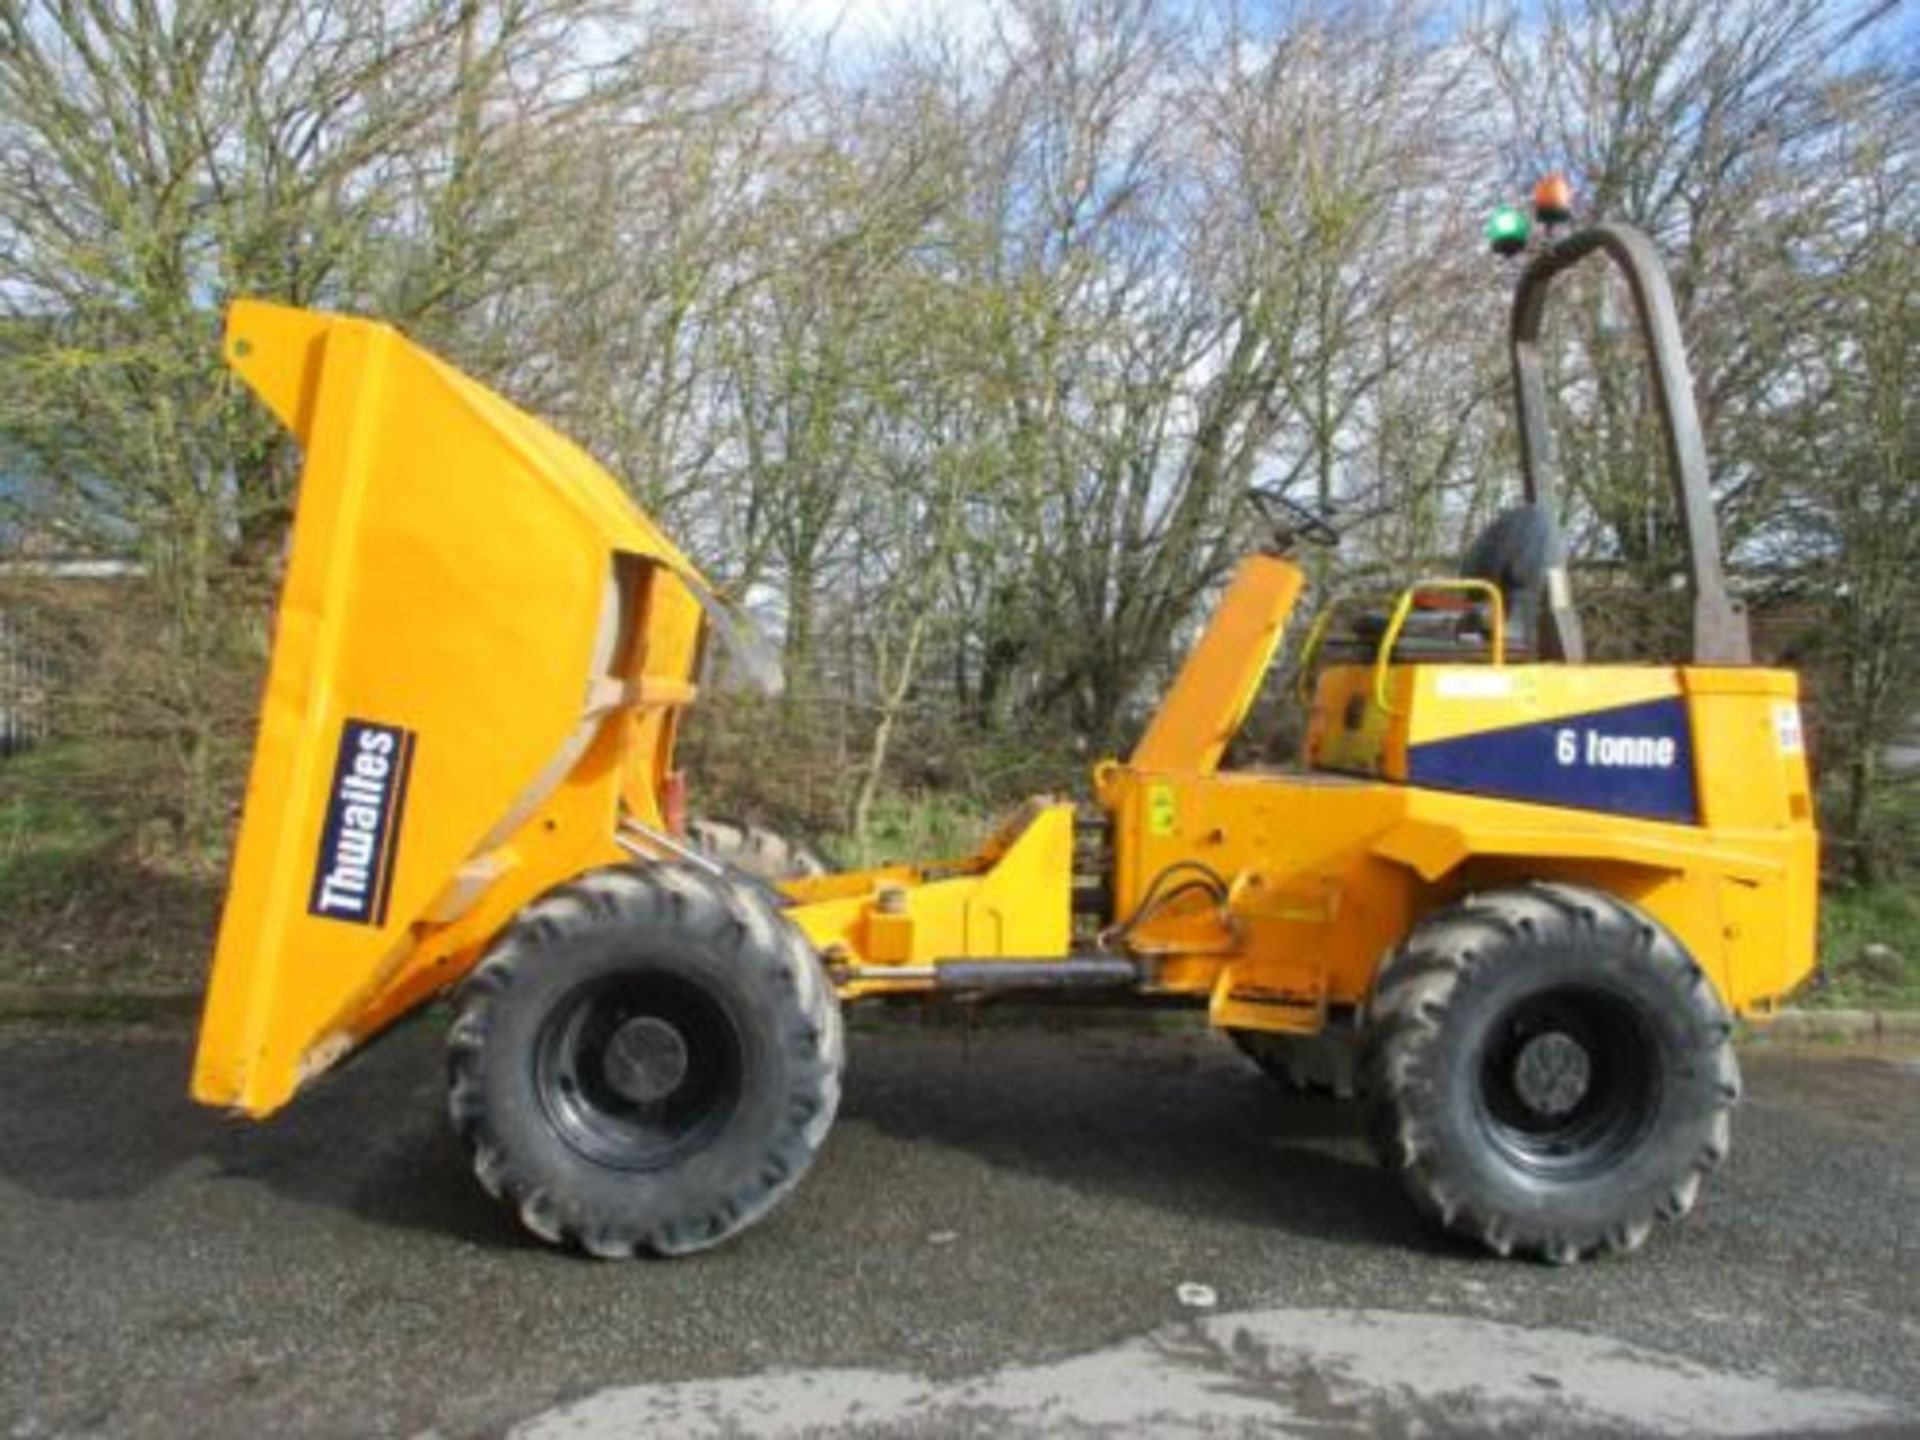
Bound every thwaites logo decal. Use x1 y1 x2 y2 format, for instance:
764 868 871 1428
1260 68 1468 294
1407 696 1698 823
308 719 416 926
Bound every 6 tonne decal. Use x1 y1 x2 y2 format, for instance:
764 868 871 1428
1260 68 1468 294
1408 697 1698 822
309 720 417 925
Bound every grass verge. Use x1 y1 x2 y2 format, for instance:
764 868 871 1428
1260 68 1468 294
0 742 222 990
1800 881 1920 1011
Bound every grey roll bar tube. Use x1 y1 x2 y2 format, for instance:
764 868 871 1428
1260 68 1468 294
1510 221 1752 665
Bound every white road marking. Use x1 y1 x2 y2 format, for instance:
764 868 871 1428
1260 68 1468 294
510 1307 1907 1437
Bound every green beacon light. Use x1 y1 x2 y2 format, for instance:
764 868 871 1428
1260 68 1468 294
1485 204 1531 257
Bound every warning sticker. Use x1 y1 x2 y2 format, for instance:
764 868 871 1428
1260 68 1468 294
1773 702 1804 756
1435 671 1515 699
1148 784 1177 837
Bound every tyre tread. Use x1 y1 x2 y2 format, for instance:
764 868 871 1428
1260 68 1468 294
1364 881 1738 1264
446 862 842 1258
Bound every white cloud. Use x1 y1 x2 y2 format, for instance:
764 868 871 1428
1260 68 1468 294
759 0 998 53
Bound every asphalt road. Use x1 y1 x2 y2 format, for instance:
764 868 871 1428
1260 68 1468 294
1 1014 1916 1438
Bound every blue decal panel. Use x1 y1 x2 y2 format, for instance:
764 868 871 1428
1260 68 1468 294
308 719 417 926
1407 697 1697 823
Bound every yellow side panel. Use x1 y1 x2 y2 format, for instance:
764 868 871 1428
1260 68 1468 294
1375 783 1816 1012
1683 668 1813 829
1102 762 1816 1025
1105 769 1420 1006
195 303 702 1115
1295 657 1818 1011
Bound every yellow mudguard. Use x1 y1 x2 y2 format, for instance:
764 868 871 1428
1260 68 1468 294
194 302 704 1115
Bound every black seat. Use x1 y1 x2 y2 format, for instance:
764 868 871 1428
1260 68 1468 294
1342 504 1553 661
1461 502 1552 643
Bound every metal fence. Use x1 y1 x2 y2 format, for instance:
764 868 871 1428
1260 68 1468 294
0 604 54 757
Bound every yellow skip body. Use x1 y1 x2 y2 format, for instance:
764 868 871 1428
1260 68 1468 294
195 302 704 1114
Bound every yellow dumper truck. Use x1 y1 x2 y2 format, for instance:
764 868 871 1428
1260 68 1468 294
193 197 1816 1263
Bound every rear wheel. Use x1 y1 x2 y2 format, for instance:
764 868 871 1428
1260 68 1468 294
448 863 842 1257
1365 883 1738 1263
1226 1028 1361 1098
686 816 829 884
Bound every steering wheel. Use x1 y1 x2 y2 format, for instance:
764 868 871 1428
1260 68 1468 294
1248 487 1340 550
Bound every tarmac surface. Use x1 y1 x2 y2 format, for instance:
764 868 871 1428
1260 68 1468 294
1 1014 1916 1438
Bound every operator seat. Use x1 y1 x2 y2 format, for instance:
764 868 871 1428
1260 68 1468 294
1347 503 1553 660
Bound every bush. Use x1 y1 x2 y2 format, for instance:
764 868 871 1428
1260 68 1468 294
1805 883 1920 1010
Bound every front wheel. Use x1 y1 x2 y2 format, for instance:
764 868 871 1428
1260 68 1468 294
447 863 842 1257
1365 883 1739 1263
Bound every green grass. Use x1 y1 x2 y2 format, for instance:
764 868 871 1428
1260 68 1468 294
0 740 120 865
0 741 222 989
824 790 995 870
1805 881 1920 1010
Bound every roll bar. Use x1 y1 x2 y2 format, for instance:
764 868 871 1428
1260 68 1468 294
1510 221 1752 665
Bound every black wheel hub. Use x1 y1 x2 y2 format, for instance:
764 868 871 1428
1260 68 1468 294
1476 986 1659 1181
535 973 744 1171
603 1016 692 1105
1511 1030 1592 1117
